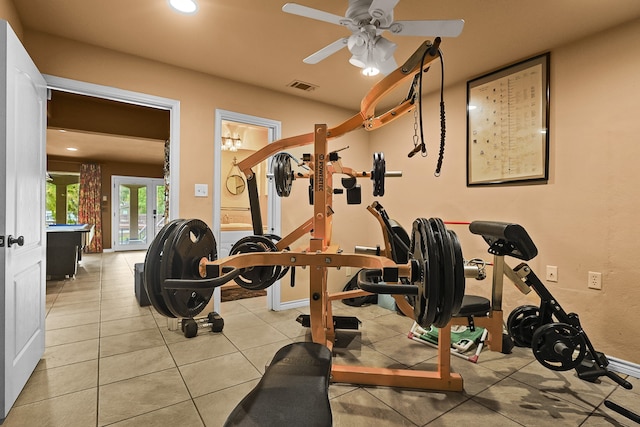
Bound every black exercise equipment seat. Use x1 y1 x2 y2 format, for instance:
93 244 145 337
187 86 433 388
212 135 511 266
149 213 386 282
469 221 538 261
224 342 332 427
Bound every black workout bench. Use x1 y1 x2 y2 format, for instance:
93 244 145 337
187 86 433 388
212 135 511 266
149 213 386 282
224 342 332 427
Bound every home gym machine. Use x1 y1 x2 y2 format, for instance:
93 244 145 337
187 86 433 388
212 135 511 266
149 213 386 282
469 221 637 424
144 37 471 391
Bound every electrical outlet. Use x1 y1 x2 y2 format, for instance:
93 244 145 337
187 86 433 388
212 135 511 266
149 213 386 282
345 266 352 277
588 271 602 290
546 265 558 282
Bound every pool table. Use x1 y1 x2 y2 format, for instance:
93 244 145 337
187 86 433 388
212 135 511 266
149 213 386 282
46 224 95 278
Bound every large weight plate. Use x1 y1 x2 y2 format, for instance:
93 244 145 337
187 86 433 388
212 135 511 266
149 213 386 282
532 323 587 371
422 218 442 328
230 235 281 290
430 218 455 328
144 219 185 318
410 219 427 324
507 305 541 347
448 230 466 316
161 219 217 318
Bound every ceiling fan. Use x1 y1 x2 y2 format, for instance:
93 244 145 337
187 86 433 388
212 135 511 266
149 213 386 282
282 0 464 76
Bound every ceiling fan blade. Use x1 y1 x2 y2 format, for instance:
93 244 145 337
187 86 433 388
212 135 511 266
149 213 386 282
388 19 465 37
368 0 400 20
282 3 345 26
303 38 349 64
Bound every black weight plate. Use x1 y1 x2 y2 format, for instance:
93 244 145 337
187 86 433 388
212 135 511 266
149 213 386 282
273 153 293 197
516 314 541 348
507 305 540 347
144 219 185 318
263 234 290 279
429 218 455 328
421 218 440 328
371 152 385 197
161 219 217 318
531 323 587 371
230 235 281 290
410 219 427 324
448 230 466 316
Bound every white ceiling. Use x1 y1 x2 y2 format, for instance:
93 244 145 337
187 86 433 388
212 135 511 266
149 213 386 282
14 0 640 163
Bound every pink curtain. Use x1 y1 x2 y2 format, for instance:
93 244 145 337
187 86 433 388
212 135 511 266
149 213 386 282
78 163 103 253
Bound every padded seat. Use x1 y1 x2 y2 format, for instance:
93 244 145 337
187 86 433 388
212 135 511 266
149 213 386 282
455 295 491 317
224 342 332 427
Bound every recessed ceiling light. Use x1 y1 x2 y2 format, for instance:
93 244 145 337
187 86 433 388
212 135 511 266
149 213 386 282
66 147 78 151
169 0 198 14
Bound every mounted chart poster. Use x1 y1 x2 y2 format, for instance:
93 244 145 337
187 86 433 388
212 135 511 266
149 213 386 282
467 53 550 185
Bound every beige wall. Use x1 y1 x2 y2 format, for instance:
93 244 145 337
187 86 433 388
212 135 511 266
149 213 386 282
3 5 639 362
0 0 22 39
371 19 640 363
18 29 374 301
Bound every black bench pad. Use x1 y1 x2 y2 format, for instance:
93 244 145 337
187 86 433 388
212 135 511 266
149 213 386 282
224 342 332 427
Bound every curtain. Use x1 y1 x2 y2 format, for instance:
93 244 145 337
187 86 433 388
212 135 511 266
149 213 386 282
163 139 170 223
78 163 103 253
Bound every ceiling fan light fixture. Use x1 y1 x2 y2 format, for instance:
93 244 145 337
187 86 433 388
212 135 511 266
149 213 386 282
362 65 380 77
349 53 367 69
168 0 198 14
373 37 396 63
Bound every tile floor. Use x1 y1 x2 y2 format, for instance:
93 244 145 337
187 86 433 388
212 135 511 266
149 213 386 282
3 251 638 426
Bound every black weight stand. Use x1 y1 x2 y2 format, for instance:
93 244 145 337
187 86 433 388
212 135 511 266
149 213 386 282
470 221 637 424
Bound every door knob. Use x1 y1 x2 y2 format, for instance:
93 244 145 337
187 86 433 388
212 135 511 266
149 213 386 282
8 235 24 247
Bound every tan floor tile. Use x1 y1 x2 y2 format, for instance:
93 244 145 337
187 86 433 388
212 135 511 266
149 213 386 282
219 300 251 316
47 299 100 315
241 339 293 374
179 352 261 398
270 317 308 339
100 304 152 322
473 377 591 426
98 368 190 426
99 328 165 357
236 295 268 312
168 332 237 366
194 379 259 427
223 323 289 350
46 310 100 330
511 359 617 409
45 323 100 347
36 339 99 370
366 385 469 425
99 345 176 385
15 360 98 406
100 313 157 337
217 311 263 332
369 333 437 367
330 388 414 426
3 388 97 427
428 398 522 426
108 400 204 427
254 307 302 324
583 388 640 426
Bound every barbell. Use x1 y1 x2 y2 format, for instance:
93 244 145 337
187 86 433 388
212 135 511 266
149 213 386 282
145 217 464 328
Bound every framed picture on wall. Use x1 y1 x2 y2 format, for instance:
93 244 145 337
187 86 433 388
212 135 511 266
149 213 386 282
467 53 550 186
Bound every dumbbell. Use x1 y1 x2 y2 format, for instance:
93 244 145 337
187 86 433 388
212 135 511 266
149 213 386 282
181 312 225 338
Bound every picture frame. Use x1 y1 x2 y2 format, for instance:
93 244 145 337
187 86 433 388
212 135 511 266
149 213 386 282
467 53 550 186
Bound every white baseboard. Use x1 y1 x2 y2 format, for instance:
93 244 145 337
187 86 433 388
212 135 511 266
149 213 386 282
276 298 309 311
608 356 640 379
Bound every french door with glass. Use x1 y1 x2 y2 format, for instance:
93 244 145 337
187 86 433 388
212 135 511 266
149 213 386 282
112 176 166 251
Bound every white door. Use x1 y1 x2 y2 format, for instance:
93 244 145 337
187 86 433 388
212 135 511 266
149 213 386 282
112 176 165 251
0 21 47 420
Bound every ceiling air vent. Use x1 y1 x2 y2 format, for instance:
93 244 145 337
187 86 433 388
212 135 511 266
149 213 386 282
287 80 318 92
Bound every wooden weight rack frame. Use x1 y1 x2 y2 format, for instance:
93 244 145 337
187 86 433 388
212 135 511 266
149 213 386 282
205 38 463 391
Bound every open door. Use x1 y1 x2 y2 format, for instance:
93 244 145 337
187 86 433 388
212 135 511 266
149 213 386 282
0 20 47 420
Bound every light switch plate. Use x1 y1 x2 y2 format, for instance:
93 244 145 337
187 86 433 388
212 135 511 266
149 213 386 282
195 183 208 197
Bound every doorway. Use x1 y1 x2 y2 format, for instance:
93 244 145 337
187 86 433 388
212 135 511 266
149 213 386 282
112 176 165 251
44 75 181 230
213 110 282 311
